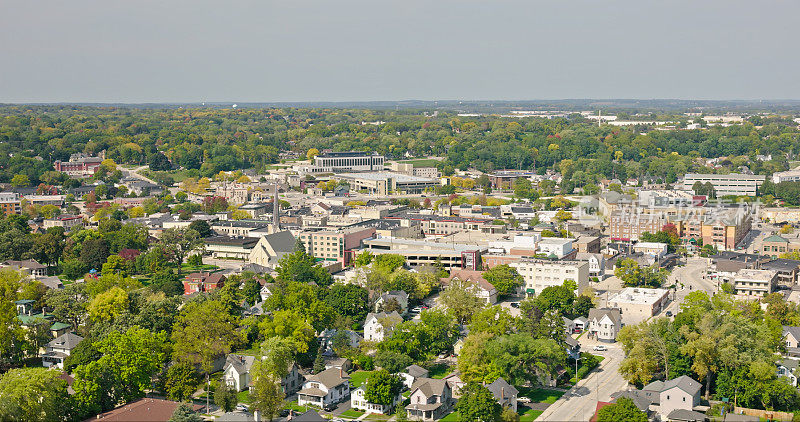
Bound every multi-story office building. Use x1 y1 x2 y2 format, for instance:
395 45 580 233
298 226 376 265
0 192 21 215
362 237 484 270
733 268 777 298
609 211 666 242
682 173 766 196
53 153 104 177
333 172 438 195
772 170 800 184
510 259 589 297
310 151 384 173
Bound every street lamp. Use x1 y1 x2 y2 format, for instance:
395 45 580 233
574 355 581 384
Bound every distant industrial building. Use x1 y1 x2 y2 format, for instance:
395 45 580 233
308 151 385 174
682 173 765 196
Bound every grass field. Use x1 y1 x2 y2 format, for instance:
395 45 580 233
349 370 374 388
520 409 544 421
340 409 365 419
517 387 565 404
237 390 251 404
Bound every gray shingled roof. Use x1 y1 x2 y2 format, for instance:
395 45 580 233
47 332 83 350
305 367 349 389
410 377 448 398
486 378 518 401
588 308 621 326
784 325 800 341
666 409 708 422
224 354 256 375
662 375 702 396
293 410 326 421
404 364 429 379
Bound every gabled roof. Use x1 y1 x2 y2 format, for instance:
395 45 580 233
486 378 518 400
404 364 429 379
666 409 708 422
293 410 326 421
662 375 702 397
47 332 83 350
365 311 402 325
305 367 349 389
224 354 256 375
588 308 621 327
610 390 651 411
783 325 800 340
445 269 497 295
409 377 449 398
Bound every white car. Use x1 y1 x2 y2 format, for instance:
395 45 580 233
593 345 607 351
410 307 422 313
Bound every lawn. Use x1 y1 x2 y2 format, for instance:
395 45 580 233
439 411 460 421
237 390 251 404
340 409 365 419
349 370 374 388
283 400 308 413
519 408 543 421
180 263 220 273
517 387 565 404
363 414 392 421
427 363 450 379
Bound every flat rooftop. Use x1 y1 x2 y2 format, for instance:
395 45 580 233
608 287 669 305
336 171 437 183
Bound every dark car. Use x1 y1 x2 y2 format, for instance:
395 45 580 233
665 311 673 317
510 302 520 308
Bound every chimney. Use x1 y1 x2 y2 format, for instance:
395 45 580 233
501 387 505 398
340 368 343 378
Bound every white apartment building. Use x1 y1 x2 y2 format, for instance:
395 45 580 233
733 268 777 298
772 170 800 184
607 287 670 325
537 238 575 259
682 173 766 196
511 259 589 297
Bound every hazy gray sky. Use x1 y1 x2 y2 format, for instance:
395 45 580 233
2 0 799 103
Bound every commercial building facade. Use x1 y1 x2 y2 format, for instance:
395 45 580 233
510 259 589 297
682 173 766 196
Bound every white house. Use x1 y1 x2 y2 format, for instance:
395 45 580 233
445 270 498 304
248 231 296 267
575 252 605 279
654 376 703 418
223 354 303 394
297 367 351 408
364 311 403 342
351 384 403 414
223 354 256 392
41 332 83 369
587 308 621 342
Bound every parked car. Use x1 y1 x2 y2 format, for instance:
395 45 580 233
510 302 520 308
593 345 607 351
410 307 422 313
236 404 249 412
665 311 673 317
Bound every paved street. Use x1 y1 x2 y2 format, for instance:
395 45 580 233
538 341 628 422
660 257 713 316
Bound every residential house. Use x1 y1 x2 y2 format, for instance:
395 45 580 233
657 376 703 418
260 282 277 302
183 272 226 295
375 290 409 314
2 259 47 277
777 358 798 387
223 354 303 394
297 367 351 408
442 372 466 398
575 253 605 279
587 308 622 343
91 398 203 421
42 332 83 369
323 357 352 372
43 214 84 232
223 354 256 392
351 383 403 414
444 270 498 304
783 326 800 358
291 410 326 421
486 378 518 412
401 365 430 389
364 311 403 342
405 378 453 421
320 328 363 353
